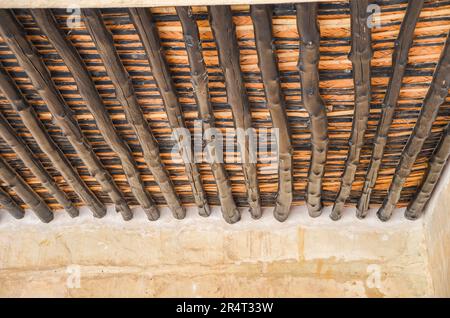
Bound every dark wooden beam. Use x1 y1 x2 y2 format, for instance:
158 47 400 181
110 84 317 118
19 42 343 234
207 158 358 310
0 9 133 220
0 155 53 222
378 31 450 221
296 3 328 217
330 0 372 220
208 5 261 219
405 124 450 220
358 1 424 217
81 8 186 220
0 20 105 219
31 9 164 220
251 4 293 221
176 6 239 223
0 111 78 217
0 186 25 219
127 7 210 217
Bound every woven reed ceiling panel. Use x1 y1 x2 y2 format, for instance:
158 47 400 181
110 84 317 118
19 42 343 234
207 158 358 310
0 1 449 223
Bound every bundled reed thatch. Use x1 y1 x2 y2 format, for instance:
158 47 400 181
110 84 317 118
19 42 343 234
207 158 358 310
0 1 448 222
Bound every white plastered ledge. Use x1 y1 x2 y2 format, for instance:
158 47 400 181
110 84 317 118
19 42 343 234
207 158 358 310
0 205 432 297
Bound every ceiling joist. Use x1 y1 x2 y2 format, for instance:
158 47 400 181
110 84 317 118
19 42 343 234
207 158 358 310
209 5 262 219
0 9 129 219
31 9 165 221
296 2 328 217
406 124 450 219
358 0 424 217
0 62 104 218
378 30 450 221
129 7 210 218
0 108 78 217
176 6 240 223
0 186 24 219
251 4 293 221
0 154 53 222
330 0 372 220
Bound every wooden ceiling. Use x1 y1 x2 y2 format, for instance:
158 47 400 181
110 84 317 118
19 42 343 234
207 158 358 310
0 1 449 223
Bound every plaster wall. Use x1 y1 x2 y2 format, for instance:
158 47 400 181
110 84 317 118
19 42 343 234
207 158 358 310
0 206 433 297
423 162 450 297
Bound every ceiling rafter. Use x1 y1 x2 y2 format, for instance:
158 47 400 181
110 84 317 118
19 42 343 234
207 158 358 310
0 63 105 217
0 186 24 219
358 1 424 217
0 108 78 217
0 154 53 222
128 7 210 217
378 30 450 221
0 9 132 219
208 5 262 219
251 4 293 221
330 0 372 220
82 8 190 220
406 124 450 220
31 9 164 220
176 6 239 223
296 2 328 217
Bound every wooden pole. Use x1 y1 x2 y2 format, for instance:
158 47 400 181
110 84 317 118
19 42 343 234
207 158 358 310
0 9 132 219
358 1 424 217
127 7 210 217
0 186 25 219
0 155 53 222
0 111 78 217
31 9 161 219
330 0 372 220
405 124 450 219
296 3 328 217
0 64 105 218
81 8 189 220
251 4 293 221
378 30 450 221
176 6 240 223
208 5 262 218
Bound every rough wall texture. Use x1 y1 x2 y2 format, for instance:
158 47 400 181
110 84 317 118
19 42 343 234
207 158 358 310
0 207 432 297
424 162 450 297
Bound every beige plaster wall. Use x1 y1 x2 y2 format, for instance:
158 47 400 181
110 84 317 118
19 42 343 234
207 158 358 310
0 206 433 297
423 162 450 297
